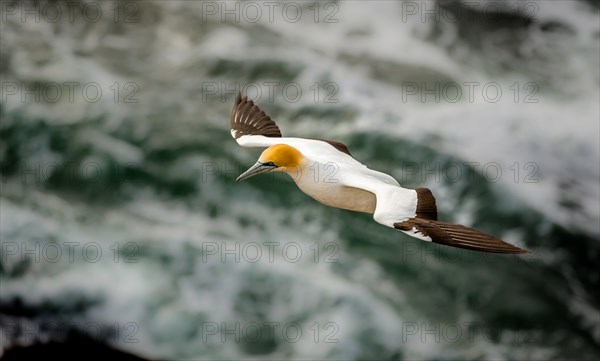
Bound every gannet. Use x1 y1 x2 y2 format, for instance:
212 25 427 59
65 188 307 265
230 92 527 254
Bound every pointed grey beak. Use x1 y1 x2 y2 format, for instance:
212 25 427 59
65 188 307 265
236 162 277 182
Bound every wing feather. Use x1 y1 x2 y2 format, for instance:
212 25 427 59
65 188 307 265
230 92 282 141
394 218 528 254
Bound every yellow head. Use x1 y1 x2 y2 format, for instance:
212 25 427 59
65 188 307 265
259 144 303 170
236 144 304 182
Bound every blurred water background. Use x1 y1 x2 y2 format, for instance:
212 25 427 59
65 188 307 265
1 0 599 360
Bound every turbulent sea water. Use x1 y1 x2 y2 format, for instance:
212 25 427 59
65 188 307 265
1 0 599 360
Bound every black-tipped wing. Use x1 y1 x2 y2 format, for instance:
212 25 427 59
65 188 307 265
230 92 282 140
395 218 528 254
229 93 354 154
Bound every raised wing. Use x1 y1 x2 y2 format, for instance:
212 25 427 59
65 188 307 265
230 92 282 143
230 93 355 155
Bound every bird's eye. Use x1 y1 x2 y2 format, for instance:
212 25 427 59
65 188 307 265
265 161 276 167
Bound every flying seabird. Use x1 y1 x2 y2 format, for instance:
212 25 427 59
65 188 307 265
230 92 528 254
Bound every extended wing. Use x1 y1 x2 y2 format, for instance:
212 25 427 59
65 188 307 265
338 173 527 254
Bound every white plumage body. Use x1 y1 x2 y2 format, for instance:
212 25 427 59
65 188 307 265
237 135 423 235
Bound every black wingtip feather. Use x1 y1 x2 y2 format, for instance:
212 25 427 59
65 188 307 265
230 92 282 139
394 218 529 254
